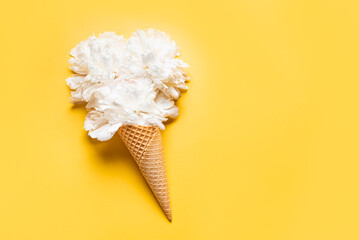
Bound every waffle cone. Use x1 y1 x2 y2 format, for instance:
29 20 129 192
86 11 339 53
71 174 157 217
118 125 172 221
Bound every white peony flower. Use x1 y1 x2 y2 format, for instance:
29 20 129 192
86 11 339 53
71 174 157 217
124 29 189 99
67 29 189 141
67 32 125 102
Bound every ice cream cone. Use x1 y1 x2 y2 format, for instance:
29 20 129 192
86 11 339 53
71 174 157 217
118 125 172 221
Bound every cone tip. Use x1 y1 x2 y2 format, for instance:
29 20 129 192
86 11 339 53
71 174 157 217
166 213 172 222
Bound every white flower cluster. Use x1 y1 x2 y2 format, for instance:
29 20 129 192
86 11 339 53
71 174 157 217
67 29 189 141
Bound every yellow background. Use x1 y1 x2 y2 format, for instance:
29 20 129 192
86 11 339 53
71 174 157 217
1 0 359 239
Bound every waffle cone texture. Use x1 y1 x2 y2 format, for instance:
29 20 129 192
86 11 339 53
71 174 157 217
118 125 172 221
